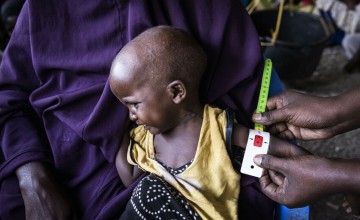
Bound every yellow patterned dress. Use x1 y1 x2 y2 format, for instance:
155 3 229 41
127 105 240 220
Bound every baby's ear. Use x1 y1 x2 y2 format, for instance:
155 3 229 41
167 80 186 104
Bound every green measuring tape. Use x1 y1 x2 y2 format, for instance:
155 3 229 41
254 59 272 131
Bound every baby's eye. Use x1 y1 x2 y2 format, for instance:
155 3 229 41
133 103 140 109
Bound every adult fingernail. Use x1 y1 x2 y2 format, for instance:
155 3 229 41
253 113 262 121
254 156 262 165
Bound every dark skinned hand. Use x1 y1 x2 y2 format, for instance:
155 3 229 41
252 91 341 141
251 88 360 208
254 154 360 208
16 162 78 220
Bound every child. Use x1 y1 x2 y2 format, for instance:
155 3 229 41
109 25 301 219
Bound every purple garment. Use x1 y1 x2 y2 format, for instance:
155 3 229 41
0 0 271 219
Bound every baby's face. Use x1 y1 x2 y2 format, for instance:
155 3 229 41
110 58 181 135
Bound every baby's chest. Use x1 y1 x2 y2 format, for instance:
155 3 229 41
154 145 196 169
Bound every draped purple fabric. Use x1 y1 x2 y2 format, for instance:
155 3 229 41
0 0 272 219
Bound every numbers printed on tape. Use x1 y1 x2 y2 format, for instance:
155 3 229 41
254 59 272 131
240 60 272 178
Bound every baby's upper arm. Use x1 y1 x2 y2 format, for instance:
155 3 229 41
232 123 249 148
232 122 309 157
115 133 144 187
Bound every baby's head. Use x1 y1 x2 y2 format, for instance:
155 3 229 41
110 25 207 96
109 25 207 133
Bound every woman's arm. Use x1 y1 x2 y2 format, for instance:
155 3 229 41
16 162 78 219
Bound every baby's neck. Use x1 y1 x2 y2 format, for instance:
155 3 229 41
154 107 204 168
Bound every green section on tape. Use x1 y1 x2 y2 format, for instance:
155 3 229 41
255 59 272 131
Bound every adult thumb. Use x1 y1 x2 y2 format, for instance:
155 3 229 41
252 109 289 126
254 154 285 172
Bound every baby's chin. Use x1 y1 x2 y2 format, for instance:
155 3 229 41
143 125 161 135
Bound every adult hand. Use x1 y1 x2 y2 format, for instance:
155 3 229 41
254 154 360 208
252 91 339 141
16 162 78 220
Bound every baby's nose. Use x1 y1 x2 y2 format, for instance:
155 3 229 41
129 112 137 121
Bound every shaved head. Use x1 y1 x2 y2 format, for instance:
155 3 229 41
109 25 207 94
